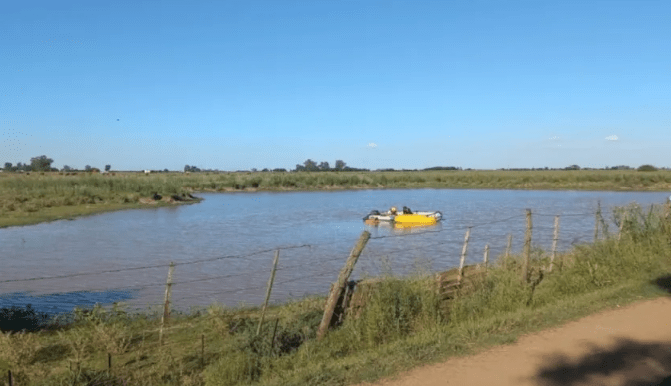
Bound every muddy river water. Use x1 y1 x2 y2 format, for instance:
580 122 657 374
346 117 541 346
1 189 668 315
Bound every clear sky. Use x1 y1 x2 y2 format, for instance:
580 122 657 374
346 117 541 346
2 0 670 171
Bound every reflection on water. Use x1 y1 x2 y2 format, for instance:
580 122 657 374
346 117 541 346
0 189 668 315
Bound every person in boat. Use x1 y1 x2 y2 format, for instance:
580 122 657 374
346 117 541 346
403 206 412 214
390 206 398 215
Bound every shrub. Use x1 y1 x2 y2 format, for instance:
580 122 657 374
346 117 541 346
637 164 657 172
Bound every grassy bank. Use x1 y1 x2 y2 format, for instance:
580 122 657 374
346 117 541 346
2 203 671 385
2 169 671 228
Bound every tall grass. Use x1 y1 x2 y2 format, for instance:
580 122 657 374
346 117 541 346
2 170 671 226
4 202 670 385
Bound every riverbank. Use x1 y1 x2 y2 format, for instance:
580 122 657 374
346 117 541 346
2 170 671 228
2 203 670 385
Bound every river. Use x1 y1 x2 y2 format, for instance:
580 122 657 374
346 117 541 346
1 189 668 315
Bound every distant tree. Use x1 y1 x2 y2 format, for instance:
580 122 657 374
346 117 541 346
423 166 459 171
335 160 346 171
30 155 54 172
15 162 31 172
303 159 318 171
184 165 190 172
62 165 72 171
294 164 306 172
273 168 287 172
4 162 12 171
262 168 269 172
85 165 92 171
251 168 258 172
318 161 330 171
105 165 111 172
637 164 657 172
565 164 581 170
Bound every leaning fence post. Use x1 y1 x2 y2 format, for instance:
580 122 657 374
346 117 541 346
159 261 175 345
457 227 472 284
317 230 370 341
523 209 532 283
549 215 560 272
8 370 13 386
483 244 490 271
257 250 280 336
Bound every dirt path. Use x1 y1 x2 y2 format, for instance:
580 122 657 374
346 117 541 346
365 297 671 386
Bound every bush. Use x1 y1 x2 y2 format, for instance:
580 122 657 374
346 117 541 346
637 164 658 172
0 305 50 333
344 277 440 348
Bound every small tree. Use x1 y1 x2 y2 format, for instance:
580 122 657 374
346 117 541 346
105 165 111 172
4 162 12 171
637 164 657 172
30 155 53 172
62 165 72 171
85 165 92 172
303 159 318 171
335 160 346 171
318 161 330 171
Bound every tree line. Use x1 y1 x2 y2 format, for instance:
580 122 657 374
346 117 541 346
3 156 663 174
3 156 112 173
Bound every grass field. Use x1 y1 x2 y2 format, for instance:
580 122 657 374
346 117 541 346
2 203 670 385
2 169 671 228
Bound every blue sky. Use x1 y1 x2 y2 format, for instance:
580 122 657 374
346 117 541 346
2 0 670 171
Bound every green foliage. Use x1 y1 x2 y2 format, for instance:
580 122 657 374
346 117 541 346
637 164 658 172
30 155 53 172
344 277 441 348
203 351 262 386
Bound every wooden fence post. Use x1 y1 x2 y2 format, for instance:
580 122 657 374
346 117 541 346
159 261 175 345
108 352 112 375
257 250 280 336
483 244 490 271
8 370 13 386
201 333 205 367
505 234 512 258
457 227 472 284
523 209 532 283
317 230 370 341
594 201 601 242
549 215 560 272
618 212 627 241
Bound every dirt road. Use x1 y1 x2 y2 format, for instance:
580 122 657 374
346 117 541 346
366 297 671 386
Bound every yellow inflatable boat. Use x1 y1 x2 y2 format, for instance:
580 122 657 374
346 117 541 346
363 206 442 228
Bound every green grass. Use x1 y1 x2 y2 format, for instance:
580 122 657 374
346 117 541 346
3 203 671 385
2 169 671 228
